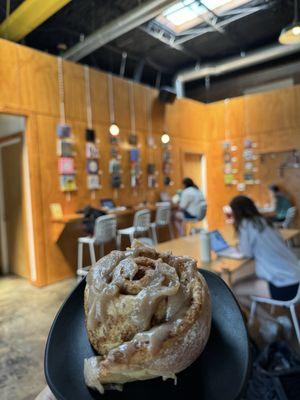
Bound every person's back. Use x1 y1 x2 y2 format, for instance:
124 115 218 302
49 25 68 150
180 186 206 219
238 218 300 287
275 192 292 221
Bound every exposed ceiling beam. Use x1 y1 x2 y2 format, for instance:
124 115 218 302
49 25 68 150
175 42 300 96
63 0 177 61
0 0 71 42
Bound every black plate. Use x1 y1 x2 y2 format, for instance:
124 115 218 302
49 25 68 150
45 270 250 400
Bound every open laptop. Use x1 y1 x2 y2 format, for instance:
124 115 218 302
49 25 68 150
209 230 245 259
100 198 116 210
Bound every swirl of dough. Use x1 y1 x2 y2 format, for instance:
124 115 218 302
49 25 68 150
84 240 211 393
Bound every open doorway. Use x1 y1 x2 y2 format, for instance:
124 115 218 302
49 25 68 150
0 114 30 278
182 152 207 197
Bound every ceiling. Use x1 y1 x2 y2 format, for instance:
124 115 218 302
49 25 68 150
0 0 299 102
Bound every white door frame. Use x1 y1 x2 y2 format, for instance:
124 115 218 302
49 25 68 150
0 137 21 274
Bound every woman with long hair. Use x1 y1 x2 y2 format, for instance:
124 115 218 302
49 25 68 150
230 196 300 305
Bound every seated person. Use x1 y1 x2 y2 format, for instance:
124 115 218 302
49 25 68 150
174 177 206 236
230 196 300 309
269 184 293 222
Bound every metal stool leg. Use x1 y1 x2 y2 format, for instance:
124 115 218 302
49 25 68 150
100 242 104 258
77 242 83 270
89 242 96 266
151 225 158 245
249 301 257 326
129 232 135 244
168 223 174 239
290 304 300 345
116 234 121 250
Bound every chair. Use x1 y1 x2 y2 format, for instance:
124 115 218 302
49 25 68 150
282 206 297 228
249 284 300 345
184 203 207 235
77 215 117 280
151 202 173 244
117 209 152 246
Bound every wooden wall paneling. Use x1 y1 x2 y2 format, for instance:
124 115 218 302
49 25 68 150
226 97 245 139
0 39 21 108
25 114 47 286
259 128 300 153
113 76 131 130
89 68 110 125
63 60 87 122
202 101 225 142
133 83 148 131
17 45 60 117
245 87 298 135
176 99 208 141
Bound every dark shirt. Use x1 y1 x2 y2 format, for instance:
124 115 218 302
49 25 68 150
274 193 292 221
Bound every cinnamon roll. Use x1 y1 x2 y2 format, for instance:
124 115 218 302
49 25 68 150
84 240 211 393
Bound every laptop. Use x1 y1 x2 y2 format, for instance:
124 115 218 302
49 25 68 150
209 230 245 259
100 198 116 210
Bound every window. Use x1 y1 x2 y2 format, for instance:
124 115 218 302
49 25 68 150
157 0 250 33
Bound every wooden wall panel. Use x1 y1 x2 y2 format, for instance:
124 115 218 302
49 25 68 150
0 40 21 108
18 46 60 116
244 87 298 134
63 60 87 122
89 69 110 125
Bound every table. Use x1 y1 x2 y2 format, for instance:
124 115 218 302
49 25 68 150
155 228 300 284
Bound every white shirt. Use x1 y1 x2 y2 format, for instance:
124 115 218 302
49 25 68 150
238 219 300 287
179 187 206 218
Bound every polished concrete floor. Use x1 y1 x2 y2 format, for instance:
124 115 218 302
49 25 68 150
0 276 76 400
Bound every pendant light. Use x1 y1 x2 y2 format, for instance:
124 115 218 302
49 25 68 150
279 0 300 44
161 133 170 144
108 74 120 136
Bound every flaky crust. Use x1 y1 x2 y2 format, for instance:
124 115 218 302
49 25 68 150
84 241 211 393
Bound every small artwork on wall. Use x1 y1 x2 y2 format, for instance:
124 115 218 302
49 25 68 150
86 142 99 159
87 174 101 190
60 175 77 191
87 159 99 174
58 157 75 174
57 140 74 157
56 124 71 138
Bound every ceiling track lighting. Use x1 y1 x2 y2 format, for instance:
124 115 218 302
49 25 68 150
279 0 300 44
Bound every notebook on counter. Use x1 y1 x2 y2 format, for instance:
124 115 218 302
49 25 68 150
209 230 245 259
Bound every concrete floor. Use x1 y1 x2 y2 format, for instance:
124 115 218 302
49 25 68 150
0 276 76 400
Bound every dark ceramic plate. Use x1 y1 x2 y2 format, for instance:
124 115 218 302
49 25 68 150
45 270 250 400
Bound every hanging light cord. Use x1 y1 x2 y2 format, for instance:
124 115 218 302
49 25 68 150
129 82 136 134
84 66 93 130
57 57 66 125
108 74 115 124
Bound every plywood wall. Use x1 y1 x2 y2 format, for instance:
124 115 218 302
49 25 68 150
0 38 299 286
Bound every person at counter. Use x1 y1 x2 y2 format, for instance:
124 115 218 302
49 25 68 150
230 195 300 306
174 177 206 236
269 184 293 222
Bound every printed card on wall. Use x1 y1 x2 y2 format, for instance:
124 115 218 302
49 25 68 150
57 140 74 157
60 175 77 191
87 175 100 190
58 157 75 174
56 124 71 138
87 159 99 174
86 143 99 159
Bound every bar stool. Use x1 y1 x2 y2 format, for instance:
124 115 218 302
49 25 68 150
183 203 207 235
77 214 117 280
117 209 152 246
151 202 173 244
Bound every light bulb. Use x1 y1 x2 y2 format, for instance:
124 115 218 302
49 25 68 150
161 133 170 144
109 123 120 136
292 25 300 35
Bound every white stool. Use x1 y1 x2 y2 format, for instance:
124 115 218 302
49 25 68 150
184 203 207 235
118 209 152 246
151 202 173 244
77 215 118 280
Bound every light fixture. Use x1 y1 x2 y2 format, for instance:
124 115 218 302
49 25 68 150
109 123 120 136
161 133 170 144
279 0 300 44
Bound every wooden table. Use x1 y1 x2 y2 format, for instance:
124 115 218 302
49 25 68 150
155 228 300 284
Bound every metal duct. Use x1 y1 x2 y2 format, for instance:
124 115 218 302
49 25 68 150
175 43 300 97
63 0 177 61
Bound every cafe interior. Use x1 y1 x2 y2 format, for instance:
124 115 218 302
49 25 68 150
1 0 300 399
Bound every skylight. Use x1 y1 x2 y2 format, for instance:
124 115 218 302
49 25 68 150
157 0 250 33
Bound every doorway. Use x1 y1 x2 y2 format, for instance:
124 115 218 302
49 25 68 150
182 152 207 196
0 114 30 278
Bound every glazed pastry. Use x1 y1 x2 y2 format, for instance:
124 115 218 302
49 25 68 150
84 240 211 393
